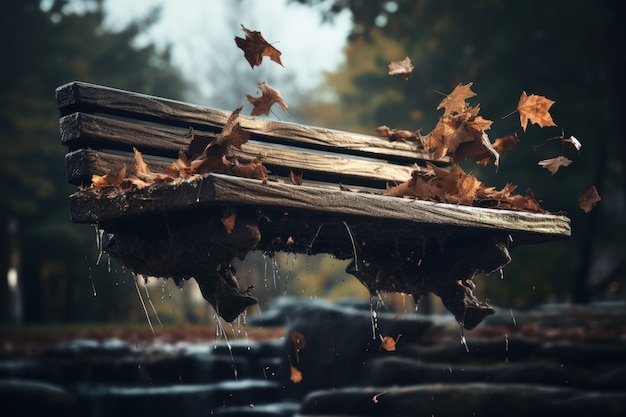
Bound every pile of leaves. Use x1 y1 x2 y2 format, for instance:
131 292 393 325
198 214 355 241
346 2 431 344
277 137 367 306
90 27 600 215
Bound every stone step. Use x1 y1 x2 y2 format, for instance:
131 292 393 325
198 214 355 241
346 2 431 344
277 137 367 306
76 379 283 417
297 383 626 417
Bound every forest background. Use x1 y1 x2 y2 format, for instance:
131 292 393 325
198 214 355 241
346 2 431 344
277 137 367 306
0 0 624 325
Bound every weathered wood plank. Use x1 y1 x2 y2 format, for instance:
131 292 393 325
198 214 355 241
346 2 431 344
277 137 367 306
70 173 571 243
56 81 447 164
63 118 416 185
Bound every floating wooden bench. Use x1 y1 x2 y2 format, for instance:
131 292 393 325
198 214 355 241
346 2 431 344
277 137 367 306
56 81 571 328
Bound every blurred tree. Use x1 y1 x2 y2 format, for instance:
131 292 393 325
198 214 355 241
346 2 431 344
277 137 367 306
293 0 625 306
0 0 188 322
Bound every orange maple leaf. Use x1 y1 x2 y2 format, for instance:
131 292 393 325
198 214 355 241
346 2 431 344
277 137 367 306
289 365 303 384
579 186 601 213
387 56 414 80
538 155 572 175
247 81 289 117
516 91 557 131
437 82 477 116
234 24 283 68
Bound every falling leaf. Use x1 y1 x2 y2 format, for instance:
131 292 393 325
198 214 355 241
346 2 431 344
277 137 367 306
492 134 520 153
516 91 557 131
565 136 582 152
437 82 477 116
234 24 283 68
289 365 303 384
387 56 414 80
247 81 289 117
372 391 387 404
579 186 601 213
221 213 237 234
92 166 126 189
538 155 572 175
379 334 402 351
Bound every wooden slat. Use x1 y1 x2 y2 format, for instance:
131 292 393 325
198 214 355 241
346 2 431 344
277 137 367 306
56 81 448 165
60 113 416 185
69 173 571 243
65 142 415 187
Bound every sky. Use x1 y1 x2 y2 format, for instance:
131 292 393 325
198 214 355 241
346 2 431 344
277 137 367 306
103 0 352 108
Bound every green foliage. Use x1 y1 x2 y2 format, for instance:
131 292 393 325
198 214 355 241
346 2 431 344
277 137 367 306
296 0 625 306
0 0 188 322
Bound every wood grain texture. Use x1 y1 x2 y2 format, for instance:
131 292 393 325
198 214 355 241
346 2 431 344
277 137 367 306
70 173 570 244
56 81 446 164
62 116 416 185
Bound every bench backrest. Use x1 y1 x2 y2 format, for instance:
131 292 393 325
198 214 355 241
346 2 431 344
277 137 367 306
57 81 448 192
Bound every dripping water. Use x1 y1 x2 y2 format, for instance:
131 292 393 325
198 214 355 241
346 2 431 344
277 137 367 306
213 309 239 380
342 221 358 271
84 256 97 297
133 274 155 338
369 295 379 340
142 278 163 328
459 323 470 353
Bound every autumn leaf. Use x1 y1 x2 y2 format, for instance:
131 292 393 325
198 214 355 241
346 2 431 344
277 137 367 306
379 334 402 351
492 134 520 153
437 82 477 116
289 170 303 185
374 125 423 143
516 91 557 131
133 147 173 183
234 24 283 68
538 155 572 175
221 213 236 234
387 56 414 80
289 365 303 384
216 105 250 149
247 81 289 117
92 166 126 189
579 186 601 213
228 157 268 183
534 130 582 153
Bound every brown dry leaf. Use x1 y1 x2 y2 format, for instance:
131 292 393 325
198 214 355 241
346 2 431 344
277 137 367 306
374 125 422 143
133 147 173 183
234 24 283 68
229 157 268 182
92 166 126 189
289 170 303 185
437 82 477 116
579 186 601 213
289 365 303 384
538 155 572 175
379 334 402 351
216 105 250 149
426 107 492 162
221 213 237 234
387 56 414 80
516 91 557 131
247 81 289 117
492 134 519 153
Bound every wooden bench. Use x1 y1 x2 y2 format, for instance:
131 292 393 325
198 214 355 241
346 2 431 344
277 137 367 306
56 81 571 328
